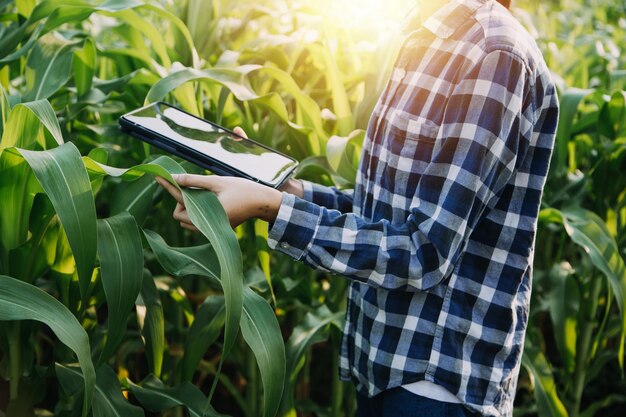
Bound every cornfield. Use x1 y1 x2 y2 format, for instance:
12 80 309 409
0 0 624 416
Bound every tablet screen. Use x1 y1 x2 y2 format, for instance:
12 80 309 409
123 103 297 185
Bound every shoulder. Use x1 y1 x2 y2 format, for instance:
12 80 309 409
473 1 546 75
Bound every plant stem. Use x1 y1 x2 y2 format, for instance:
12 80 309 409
1 246 9 275
570 276 603 417
9 321 21 400
246 350 259 417
330 333 344 417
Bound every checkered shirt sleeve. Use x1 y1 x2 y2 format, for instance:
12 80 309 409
269 49 529 290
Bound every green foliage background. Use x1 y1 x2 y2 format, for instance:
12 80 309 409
0 0 624 416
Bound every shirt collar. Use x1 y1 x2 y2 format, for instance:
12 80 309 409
403 0 488 38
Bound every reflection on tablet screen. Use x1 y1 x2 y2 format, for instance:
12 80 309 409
125 104 296 184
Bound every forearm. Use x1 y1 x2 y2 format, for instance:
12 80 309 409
268 193 459 291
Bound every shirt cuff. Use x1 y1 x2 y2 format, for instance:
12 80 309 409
301 180 315 202
268 192 322 261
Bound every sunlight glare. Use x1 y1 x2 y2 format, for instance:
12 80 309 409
305 0 416 39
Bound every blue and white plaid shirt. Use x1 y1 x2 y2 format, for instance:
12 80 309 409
268 0 558 415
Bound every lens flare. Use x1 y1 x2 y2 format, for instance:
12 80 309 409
306 0 415 39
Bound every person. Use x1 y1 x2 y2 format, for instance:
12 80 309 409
155 0 559 415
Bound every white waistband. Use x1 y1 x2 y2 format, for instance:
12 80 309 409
402 380 461 403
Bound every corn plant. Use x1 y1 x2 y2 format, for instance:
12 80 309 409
514 1 626 417
0 1 296 416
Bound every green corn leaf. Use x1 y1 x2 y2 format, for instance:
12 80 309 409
143 229 220 283
109 9 171 68
326 129 364 185
1 99 63 150
0 85 10 136
97 212 144 365
181 296 226 382
547 262 579 374
258 66 327 154
522 334 569 417
17 0 36 18
0 150 40 251
56 364 144 417
145 66 262 105
82 156 242 355
279 306 344 416
315 42 353 136
240 287 285 417
140 2 199 67
127 375 225 417
560 206 626 365
181 187 243 354
6 196 58 283
253 219 275 305
0 276 95 417
24 33 84 102
86 147 108 194
137 269 165 377
73 37 96 97
110 174 158 226
552 88 593 178
12 143 97 301
145 227 280 415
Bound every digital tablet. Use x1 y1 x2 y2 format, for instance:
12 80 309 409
119 102 298 188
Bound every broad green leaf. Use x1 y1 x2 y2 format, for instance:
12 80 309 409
86 147 108 194
82 156 243 355
241 287 285 417
547 262 579 374
326 129 364 185
0 276 94 417
0 84 9 136
1 99 63 150
279 306 344 416
143 229 220 284
24 33 84 101
0 23 44 65
522 336 569 417
253 219 274 304
552 88 593 178
181 296 226 382
110 174 158 226
73 37 96 97
13 143 97 301
608 90 626 138
97 212 143 365
127 375 224 417
561 206 626 365
182 187 243 354
140 2 199 68
56 364 144 417
6 196 58 283
315 42 353 136
257 66 326 154
145 66 261 106
16 0 36 18
0 21 28 65
0 150 40 250
107 9 171 68
137 269 165 377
